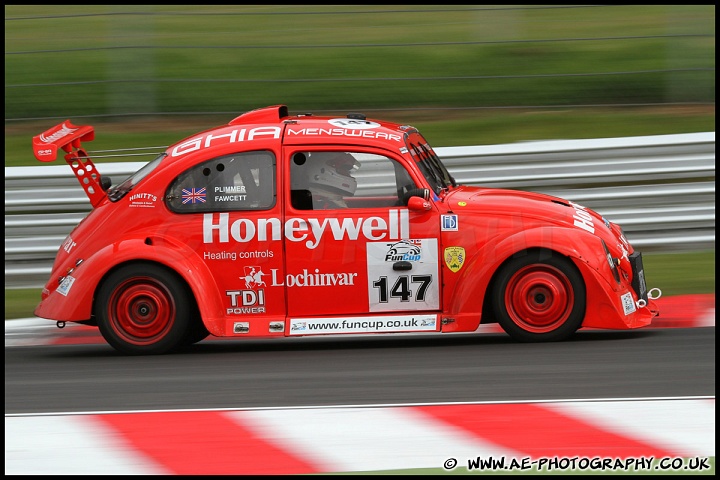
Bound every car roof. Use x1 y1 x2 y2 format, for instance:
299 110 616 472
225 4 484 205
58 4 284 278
165 105 415 161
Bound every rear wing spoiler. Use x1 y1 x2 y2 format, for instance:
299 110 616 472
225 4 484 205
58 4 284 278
32 121 106 207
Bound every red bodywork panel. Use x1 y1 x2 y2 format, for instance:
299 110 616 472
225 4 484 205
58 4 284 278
33 105 660 347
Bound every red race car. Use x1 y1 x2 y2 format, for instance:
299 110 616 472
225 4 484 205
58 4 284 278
32 105 661 354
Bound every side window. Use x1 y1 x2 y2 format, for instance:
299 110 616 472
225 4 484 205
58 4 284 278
290 151 416 210
167 151 276 213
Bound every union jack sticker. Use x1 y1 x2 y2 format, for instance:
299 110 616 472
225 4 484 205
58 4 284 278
182 187 206 204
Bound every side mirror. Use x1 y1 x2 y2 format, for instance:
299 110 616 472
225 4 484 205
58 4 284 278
407 196 432 211
402 187 430 205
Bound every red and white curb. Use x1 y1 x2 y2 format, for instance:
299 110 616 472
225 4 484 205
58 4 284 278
4 294 715 348
5 398 715 474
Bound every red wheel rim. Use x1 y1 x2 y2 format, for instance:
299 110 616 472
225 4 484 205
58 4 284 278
504 264 574 333
107 277 175 345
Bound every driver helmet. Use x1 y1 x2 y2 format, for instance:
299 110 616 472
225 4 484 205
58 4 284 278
305 152 360 196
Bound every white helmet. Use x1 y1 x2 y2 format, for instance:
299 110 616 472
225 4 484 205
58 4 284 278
305 152 359 196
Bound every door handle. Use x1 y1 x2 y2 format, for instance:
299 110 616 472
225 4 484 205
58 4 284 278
393 261 412 271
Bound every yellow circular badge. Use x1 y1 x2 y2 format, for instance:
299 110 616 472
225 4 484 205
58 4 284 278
458 201 467 207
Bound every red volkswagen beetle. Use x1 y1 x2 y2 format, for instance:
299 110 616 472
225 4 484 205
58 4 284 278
32 105 661 354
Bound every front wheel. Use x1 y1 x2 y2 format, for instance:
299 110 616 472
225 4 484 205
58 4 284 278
95 264 195 355
492 252 586 342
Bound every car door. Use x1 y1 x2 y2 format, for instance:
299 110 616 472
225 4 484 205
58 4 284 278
282 147 442 335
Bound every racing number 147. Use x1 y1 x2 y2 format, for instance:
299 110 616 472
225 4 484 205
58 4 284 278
373 275 432 303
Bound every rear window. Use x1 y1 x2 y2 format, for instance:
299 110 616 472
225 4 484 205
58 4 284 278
166 151 276 213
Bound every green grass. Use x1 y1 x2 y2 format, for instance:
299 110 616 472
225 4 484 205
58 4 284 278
643 250 715 296
5 250 714 320
5 5 715 118
5 289 42 320
4 5 715 166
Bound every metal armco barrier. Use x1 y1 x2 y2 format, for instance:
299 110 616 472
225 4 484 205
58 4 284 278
5 132 715 289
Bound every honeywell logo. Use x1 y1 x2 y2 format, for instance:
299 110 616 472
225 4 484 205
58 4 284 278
39 123 77 144
569 201 595 234
203 209 410 249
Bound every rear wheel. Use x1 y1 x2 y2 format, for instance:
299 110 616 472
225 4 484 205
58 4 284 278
96 264 196 355
492 252 585 342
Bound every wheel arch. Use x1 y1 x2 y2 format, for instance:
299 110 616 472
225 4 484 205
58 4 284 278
93 258 197 313
480 246 583 325
50 237 225 335
92 249 224 336
447 226 600 327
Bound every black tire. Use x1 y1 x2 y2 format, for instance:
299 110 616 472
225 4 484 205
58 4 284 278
182 306 210 346
492 251 586 342
95 264 196 355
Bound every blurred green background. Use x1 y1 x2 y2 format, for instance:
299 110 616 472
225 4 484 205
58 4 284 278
4 5 715 318
4 5 715 165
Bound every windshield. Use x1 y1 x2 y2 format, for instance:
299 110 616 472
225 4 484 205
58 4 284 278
405 133 456 195
108 153 167 202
